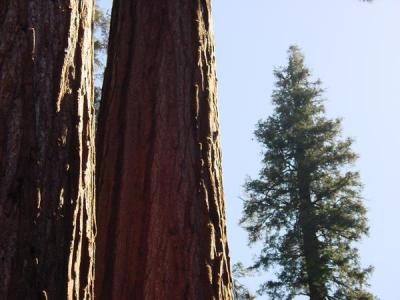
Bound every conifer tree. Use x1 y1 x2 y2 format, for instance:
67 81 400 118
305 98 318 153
93 5 110 120
241 46 374 300
232 263 256 300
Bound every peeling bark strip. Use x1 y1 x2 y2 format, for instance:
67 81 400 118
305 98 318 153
96 0 233 299
0 1 95 299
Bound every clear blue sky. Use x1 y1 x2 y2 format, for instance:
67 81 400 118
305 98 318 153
100 0 400 298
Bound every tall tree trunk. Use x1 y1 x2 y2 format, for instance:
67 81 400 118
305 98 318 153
299 203 328 300
297 151 328 300
95 0 233 299
0 1 95 299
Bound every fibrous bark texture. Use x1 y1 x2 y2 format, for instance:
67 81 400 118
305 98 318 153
96 0 233 299
0 1 95 299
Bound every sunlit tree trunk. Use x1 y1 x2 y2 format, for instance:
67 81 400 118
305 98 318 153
0 1 95 299
95 0 233 299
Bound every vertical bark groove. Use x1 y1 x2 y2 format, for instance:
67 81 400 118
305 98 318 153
0 1 95 299
96 0 233 299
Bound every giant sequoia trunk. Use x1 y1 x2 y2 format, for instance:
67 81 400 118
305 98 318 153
96 0 233 299
0 1 95 299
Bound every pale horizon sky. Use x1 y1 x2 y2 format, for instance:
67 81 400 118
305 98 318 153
99 1 400 298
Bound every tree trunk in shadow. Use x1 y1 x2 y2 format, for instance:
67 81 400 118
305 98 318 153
297 150 328 300
0 1 96 299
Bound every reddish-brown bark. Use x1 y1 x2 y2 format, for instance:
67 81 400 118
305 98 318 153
0 1 95 299
95 0 233 299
